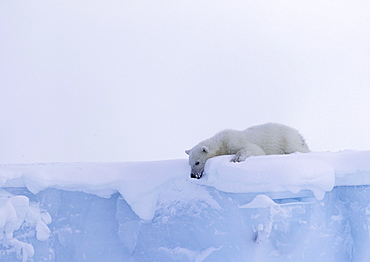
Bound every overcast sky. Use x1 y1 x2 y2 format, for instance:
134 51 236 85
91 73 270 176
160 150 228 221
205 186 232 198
1 1 370 164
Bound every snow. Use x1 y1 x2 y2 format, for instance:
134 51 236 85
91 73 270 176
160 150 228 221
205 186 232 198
201 153 335 200
0 194 51 261
1 151 370 261
240 195 278 209
0 160 189 220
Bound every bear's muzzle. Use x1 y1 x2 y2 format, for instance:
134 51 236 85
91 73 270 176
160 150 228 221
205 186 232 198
190 170 203 179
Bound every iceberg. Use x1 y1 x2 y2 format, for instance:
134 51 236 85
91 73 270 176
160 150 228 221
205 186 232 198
1 151 370 261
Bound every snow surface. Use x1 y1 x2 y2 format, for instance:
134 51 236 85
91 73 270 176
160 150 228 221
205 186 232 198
1 151 370 261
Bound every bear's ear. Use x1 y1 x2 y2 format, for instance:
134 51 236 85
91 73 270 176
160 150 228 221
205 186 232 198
185 150 190 155
202 146 209 154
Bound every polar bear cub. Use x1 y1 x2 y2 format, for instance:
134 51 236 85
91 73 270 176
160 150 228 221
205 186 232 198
185 123 309 179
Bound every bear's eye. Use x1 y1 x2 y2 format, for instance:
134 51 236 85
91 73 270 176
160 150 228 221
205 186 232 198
195 161 200 166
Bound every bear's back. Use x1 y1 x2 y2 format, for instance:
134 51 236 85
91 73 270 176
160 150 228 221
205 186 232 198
242 123 303 154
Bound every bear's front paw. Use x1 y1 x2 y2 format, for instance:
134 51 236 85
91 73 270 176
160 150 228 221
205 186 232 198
230 156 240 162
230 153 248 162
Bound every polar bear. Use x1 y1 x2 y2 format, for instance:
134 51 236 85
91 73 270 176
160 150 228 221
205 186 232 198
185 123 309 179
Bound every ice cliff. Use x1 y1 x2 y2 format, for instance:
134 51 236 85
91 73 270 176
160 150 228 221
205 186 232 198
1 151 370 261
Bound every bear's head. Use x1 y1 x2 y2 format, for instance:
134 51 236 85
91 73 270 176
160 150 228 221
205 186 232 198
185 144 211 179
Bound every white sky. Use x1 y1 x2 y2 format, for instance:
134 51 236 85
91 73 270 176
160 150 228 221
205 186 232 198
1 1 370 163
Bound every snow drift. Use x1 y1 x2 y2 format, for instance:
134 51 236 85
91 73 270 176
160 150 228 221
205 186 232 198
0 151 370 261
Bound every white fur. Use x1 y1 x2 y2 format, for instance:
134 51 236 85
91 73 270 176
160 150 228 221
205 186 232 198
186 123 309 179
